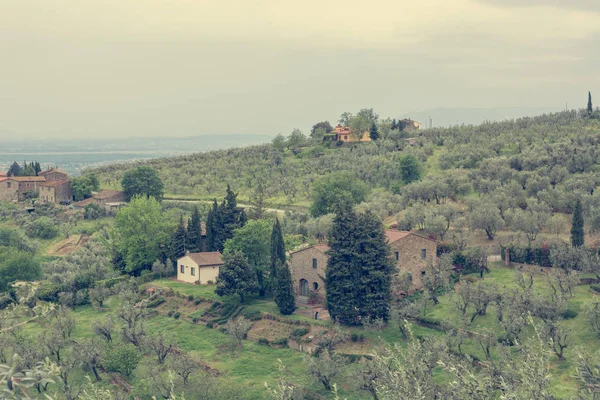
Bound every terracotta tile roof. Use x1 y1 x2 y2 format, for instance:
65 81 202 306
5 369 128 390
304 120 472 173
290 243 330 255
40 179 70 188
73 198 95 207
94 190 124 200
186 251 224 266
39 168 68 176
384 230 412 243
12 176 46 182
385 229 436 243
0 172 6 177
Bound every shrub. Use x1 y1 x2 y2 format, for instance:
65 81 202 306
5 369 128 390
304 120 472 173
206 321 215 329
462 275 478 284
25 217 60 239
240 308 262 321
258 338 270 346
290 328 310 340
561 308 578 319
192 317 200 324
194 298 202 305
0 295 13 310
103 344 141 377
187 295 194 301
207 280 214 285
173 312 181 319
350 333 365 343
146 297 166 308
591 284 600 294
271 338 288 347
167 310 174 317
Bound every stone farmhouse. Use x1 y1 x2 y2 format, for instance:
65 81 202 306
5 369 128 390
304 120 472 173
0 167 73 203
177 251 223 284
400 118 421 131
73 189 127 214
289 230 437 304
326 124 372 143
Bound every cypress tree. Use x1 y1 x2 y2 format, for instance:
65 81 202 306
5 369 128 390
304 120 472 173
571 198 585 247
273 261 296 315
170 215 187 261
325 202 360 325
369 122 380 141
588 91 593 115
213 185 245 252
354 210 393 322
205 200 218 251
187 206 202 252
270 218 286 282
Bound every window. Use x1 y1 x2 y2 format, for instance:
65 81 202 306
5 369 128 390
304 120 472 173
344 135 348 140
191 267 196 276
312 258 318 269
313 282 319 291
421 249 427 259
180 265 184 273
421 270 426 276
6 182 10 189
394 251 399 261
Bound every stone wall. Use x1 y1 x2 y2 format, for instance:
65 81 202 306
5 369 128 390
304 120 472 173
389 234 437 288
0 179 18 202
289 246 328 302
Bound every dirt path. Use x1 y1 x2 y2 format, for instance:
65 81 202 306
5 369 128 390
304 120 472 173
163 199 287 215
46 233 89 256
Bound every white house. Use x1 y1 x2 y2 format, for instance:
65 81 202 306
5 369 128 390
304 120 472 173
177 251 223 284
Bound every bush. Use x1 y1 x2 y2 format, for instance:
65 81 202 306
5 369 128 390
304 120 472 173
194 298 202 305
240 308 262 321
187 295 194 301
35 282 63 302
206 321 215 329
258 338 270 346
103 344 141 377
146 297 166 308
25 217 59 239
462 275 478 284
167 310 174 317
290 328 310 340
192 317 200 324
271 338 288 347
591 284 600 294
350 333 365 343
0 295 13 310
561 308 578 319
173 312 181 319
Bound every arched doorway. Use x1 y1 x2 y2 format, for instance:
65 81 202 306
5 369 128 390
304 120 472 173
300 279 308 296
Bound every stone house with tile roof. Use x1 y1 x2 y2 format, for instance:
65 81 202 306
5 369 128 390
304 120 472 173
0 177 19 202
39 180 73 204
39 168 69 182
288 230 437 303
177 251 223 284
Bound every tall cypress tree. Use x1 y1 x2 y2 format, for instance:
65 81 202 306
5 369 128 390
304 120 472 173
170 215 187 261
571 198 585 247
213 185 245 252
354 210 393 322
325 202 360 325
206 200 218 251
273 261 296 315
187 206 202 252
270 218 286 282
369 122 380 141
588 91 593 115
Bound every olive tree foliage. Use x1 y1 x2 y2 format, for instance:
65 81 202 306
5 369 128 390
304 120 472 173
506 201 551 244
309 172 369 217
469 201 504 240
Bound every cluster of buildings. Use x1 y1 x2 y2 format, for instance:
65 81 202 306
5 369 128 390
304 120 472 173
73 190 126 215
176 229 437 309
0 168 73 203
325 118 421 144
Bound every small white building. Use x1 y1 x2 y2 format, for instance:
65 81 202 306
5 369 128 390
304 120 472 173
177 251 223 284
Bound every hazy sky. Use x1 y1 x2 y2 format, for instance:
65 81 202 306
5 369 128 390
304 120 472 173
1 0 599 139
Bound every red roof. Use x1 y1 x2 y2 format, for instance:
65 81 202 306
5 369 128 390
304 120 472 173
94 190 124 200
73 198 95 207
385 229 436 243
0 172 6 177
12 176 46 182
40 179 70 188
290 243 330 255
185 252 224 266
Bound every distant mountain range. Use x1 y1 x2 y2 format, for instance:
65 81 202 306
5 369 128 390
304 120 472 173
401 106 564 128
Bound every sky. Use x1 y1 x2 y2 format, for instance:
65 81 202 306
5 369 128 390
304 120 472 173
1 0 599 139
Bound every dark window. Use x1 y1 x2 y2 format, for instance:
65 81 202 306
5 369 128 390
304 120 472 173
344 135 348 140
313 282 319 291
394 251 399 261
180 265 184 273
191 267 195 276
421 270 426 276
6 182 10 189
421 249 427 259
312 258 317 269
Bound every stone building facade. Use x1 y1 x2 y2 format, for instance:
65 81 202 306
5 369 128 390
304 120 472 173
39 180 73 204
39 168 69 182
288 244 329 303
387 231 437 288
288 230 438 303
0 178 19 202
